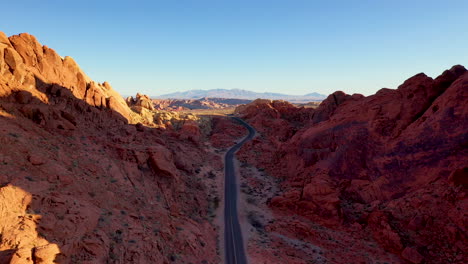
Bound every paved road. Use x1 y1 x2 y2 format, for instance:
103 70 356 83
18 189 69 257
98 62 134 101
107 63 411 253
224 117 255 264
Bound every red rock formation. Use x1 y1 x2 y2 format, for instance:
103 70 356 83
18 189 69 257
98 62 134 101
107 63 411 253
126 93 155 112
236 65 468 263
0 32 221 263
1 32 130 121
179 120 202 142
152 98 251 111
209 116 248 149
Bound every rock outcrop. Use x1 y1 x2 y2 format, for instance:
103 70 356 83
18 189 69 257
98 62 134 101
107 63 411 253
0 32 221 263
0 32 130 122
236 65 468 263
126 93 155 112
152 97 252 111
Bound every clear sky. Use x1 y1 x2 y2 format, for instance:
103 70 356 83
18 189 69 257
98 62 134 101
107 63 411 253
1 0 467 96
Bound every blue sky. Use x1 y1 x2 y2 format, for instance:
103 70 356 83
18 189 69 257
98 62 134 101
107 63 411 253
2 0 467 96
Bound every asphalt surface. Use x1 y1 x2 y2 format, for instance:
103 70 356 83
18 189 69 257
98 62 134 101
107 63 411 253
224 117 256 264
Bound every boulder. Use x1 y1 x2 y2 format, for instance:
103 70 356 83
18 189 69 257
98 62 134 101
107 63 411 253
312 91 351 123
148 146 178 179
127 93 155 111
4 47 24 71
28 154 46 165
34 244 61 264
401 247 424 264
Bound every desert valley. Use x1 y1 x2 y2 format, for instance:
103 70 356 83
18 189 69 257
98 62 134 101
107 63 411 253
0 31 466 264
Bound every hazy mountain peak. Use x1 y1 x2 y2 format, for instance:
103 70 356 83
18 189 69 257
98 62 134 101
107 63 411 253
155 88 326 102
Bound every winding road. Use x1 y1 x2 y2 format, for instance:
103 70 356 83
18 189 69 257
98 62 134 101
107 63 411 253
224 117 256 264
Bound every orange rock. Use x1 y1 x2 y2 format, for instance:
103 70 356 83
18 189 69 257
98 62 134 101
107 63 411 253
0 31 12 47
9 248 33 264
34 244 60 264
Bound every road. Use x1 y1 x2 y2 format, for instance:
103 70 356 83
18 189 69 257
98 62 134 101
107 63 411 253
224 117 255 264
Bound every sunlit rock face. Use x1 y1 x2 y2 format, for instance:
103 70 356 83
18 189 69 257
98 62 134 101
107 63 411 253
0 31 222 263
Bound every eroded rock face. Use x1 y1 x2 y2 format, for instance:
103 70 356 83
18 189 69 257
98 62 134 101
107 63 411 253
0 185 61 264
126 93 155 111
148 145 179 179
236 65 468 263
235 99 315 143
0 32 221 263
311 91 354 123
1 32 130 121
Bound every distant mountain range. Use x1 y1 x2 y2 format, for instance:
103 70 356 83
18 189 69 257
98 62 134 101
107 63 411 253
154 89 326 102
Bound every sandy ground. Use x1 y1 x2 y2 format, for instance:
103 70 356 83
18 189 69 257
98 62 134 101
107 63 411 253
236 162 402 264
197 142 226 262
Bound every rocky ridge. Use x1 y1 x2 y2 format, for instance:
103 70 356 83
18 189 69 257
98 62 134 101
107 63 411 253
151 97 252 111
235 65 468 263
